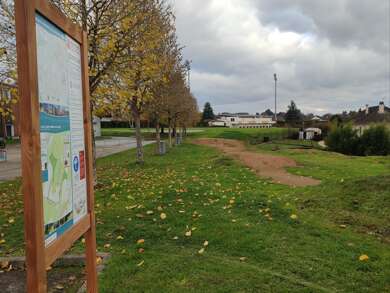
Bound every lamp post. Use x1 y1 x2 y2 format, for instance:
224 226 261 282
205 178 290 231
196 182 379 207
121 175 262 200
274 73 277 122
185 59 192 91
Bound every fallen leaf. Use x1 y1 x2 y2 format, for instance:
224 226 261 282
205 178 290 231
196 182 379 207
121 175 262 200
137 239 145 245
160 213 167 220
359 254 369 261
198 248 205 254
203 241 209 247
185 231 192 237
290 214 298 220
116 236 124 240
137 260 144 267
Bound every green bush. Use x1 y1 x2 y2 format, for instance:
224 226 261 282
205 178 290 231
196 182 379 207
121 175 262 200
359 125 390 156
326 124 390 156
325 125 360 155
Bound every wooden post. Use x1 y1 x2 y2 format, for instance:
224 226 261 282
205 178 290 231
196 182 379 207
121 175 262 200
15 0 47 292
82 31 98 293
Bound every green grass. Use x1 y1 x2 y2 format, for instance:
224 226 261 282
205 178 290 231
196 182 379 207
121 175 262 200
1 128 390 292
101 127 204 138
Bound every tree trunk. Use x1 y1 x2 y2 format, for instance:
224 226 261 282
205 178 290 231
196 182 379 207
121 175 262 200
90 102 97 184
168 118 172 148
155 118 161 155
134 114 143 164
131 103 143 164
172 126 176 138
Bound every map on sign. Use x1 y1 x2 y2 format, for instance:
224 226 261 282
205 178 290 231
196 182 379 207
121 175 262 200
36 14 88 246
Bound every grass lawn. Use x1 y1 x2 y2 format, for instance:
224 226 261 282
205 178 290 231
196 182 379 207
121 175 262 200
101 127 204 138
1 128 389 292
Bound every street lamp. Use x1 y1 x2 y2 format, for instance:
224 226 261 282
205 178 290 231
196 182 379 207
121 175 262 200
184 59 192 91
274 73 277 122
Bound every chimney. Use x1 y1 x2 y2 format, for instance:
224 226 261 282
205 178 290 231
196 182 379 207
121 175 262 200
365 104 369 115
379 101 385 114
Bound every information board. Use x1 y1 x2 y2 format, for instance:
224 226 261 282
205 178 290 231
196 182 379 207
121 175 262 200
36 14 88 246
15 1 98 291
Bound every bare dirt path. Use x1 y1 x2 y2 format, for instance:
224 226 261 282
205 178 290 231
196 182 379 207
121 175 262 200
192 138 321 187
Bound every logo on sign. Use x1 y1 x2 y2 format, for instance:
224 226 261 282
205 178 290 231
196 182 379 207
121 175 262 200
73 156 79 172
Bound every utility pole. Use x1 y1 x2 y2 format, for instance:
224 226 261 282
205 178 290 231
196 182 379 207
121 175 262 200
274 73 277 122
185 60 192 91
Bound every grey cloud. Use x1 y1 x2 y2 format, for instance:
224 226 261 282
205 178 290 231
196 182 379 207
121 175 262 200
173 0 390 114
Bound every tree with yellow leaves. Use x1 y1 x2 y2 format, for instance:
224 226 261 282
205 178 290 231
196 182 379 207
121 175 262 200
110 0 175 163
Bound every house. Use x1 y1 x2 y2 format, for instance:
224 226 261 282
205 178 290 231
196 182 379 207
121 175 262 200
299 128 322 140
353 101 390 125
209 112 275 128
261 109 274 118
0 81 20 139
311 116 326 122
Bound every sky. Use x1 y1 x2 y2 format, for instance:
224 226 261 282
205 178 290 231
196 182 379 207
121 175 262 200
172 0 390 115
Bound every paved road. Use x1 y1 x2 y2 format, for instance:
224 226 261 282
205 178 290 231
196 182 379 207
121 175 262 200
0 137 154 182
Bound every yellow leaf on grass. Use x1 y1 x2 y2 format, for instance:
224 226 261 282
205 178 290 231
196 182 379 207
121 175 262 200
116 235 124 240
198 248 205 254
160 213 167 220
203 241 209 247
137 239 145 245
185 231 192 237
290 214 298 220
359 254 369 261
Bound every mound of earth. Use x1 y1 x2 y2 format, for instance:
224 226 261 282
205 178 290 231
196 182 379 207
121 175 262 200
192 138 321 187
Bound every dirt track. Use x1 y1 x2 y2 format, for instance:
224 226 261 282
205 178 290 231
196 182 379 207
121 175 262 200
193 138 321 187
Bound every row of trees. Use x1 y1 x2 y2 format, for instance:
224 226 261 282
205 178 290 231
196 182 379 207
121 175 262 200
0 0 199 163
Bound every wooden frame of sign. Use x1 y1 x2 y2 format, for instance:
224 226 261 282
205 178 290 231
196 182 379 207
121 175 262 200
15 0 98 292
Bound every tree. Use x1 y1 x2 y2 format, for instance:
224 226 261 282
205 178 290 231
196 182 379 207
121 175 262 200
108 0 176 163
285 100 302 126
0 0 16 84
0 0 18 140
201 102 215 126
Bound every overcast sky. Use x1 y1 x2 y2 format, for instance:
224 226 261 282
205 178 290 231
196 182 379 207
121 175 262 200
172 0 390 115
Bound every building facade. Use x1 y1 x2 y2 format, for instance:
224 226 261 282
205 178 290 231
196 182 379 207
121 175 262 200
209 113 275 128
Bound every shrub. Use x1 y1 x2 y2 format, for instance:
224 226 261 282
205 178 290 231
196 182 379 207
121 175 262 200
326 124 390 156
359 125 390 156
326 125 360 155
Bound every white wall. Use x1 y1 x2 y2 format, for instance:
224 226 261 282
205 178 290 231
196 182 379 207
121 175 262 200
218 116 274 128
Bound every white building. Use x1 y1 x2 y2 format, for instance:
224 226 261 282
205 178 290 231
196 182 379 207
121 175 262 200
209 113 275 128
299 128 322 140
